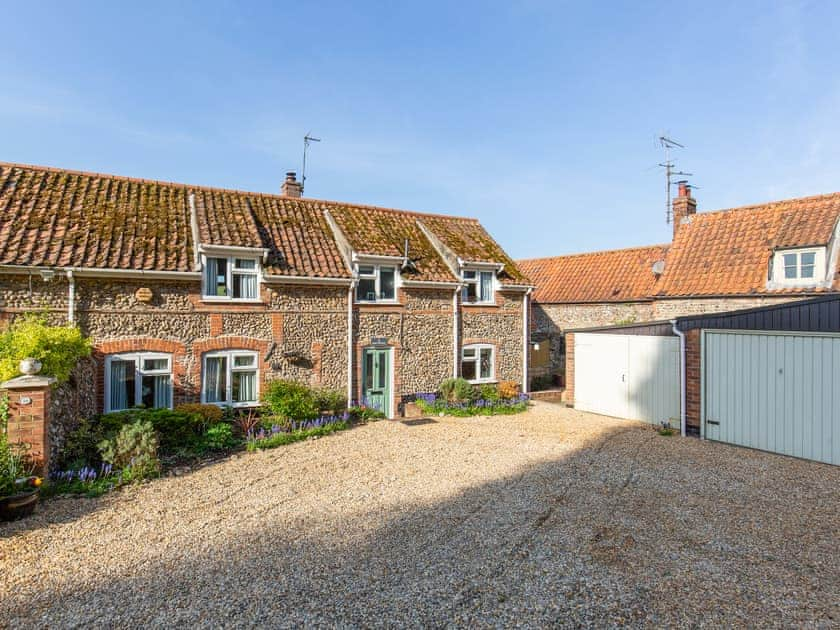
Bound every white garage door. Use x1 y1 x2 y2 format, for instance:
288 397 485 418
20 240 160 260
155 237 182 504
704 331 840 465
574 333 680 425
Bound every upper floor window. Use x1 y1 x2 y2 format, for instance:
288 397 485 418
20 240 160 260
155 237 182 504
771 247 826 285
462 269 494 304
203 256 260 300
356 264 397 303
105 352 172 412
461 344 494 383
202 350 259 407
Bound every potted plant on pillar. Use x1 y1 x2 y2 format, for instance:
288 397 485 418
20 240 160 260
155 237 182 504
0 393 41 521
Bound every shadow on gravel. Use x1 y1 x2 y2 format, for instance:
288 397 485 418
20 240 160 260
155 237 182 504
4 422 839 627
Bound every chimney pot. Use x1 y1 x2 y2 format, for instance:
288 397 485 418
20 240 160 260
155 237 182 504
281 171 302 198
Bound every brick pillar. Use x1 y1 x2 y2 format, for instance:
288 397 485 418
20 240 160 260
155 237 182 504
684 329 701 435
563 333 575 403
1 375 57 474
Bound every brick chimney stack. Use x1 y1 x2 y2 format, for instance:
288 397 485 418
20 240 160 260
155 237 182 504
281 171 302 198
672 180 697 239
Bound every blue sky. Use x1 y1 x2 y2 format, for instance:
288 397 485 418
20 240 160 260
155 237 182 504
3 1 839 259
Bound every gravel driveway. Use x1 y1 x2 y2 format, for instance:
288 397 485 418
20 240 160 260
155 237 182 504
2 401 838 628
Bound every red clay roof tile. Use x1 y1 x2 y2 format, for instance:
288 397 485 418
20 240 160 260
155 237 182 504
518 245 668 303
0 162 527 283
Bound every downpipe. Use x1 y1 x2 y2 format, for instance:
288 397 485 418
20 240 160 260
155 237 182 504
671 319 686 437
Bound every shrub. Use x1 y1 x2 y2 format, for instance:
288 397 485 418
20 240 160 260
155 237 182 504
175 403 224 425
479 383 500 402
262 380 320 421
0 314 92 383
104 408 201 452
348 406 385 422
97 420 160 479
498 380 520 399
60 417 111 469
313 388 347 412
232 409 262 436
439 378 476 403
203 423 239 450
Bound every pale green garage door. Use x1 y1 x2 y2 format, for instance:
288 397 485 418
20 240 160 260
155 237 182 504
704 331 840 465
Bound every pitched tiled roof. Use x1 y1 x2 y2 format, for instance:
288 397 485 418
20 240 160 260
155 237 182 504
520 192 840 303
327 204 456 282
656 193 840 296
0 162 526 283
417 214 530 285
193 191 350 278
0 163 195 272
518 245 668 303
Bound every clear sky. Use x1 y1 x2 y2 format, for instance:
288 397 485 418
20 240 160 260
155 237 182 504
3 1 839 259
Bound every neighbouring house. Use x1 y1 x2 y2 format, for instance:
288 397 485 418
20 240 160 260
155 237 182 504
519 182 840 384
0 162 532 464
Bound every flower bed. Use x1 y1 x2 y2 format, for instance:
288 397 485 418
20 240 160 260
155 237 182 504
246 415 350 451
415 392 530 417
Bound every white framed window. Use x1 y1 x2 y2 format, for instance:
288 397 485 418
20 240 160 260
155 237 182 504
355 264 397 303
202 256 260 300
462 269 494 304
771 247 826 285
202 350 259 407
461 344 495 383
105 353 172 413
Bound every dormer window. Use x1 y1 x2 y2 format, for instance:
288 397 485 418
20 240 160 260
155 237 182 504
771 247 826 286
462 269 494 304
203 256 260 300
356 265 397 303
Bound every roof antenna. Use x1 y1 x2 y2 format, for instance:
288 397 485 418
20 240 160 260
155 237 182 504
659 135 692 224
301 132 321 194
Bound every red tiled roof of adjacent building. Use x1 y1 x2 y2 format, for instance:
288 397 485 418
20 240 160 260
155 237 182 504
519 192 840 303
518 245 669 303
0 162 528 284
655 193 840 296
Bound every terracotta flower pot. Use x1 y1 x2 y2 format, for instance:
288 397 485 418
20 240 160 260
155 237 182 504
0 489 38 521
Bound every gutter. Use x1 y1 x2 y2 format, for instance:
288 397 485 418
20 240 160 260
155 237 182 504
671 319 687 437
0 264 201 280
263 274 353 287
401 279 460 288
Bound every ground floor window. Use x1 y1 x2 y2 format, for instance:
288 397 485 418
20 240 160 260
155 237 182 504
105 353 172 412
202 350 259 406
461 344 494 383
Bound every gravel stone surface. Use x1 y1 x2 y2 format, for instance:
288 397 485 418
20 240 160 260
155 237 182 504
2 402 838 628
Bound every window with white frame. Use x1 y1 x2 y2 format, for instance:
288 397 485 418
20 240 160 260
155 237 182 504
356 264 397 302
461 344 494 383
203 256 260 300
771 247 826 285
462 269 494 304
202 350 259 406
105 353 172 412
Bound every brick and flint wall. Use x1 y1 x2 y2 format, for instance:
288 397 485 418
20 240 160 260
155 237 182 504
1 273 527 434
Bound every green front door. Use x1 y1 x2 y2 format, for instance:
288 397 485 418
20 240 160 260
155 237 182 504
362 348 390 417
